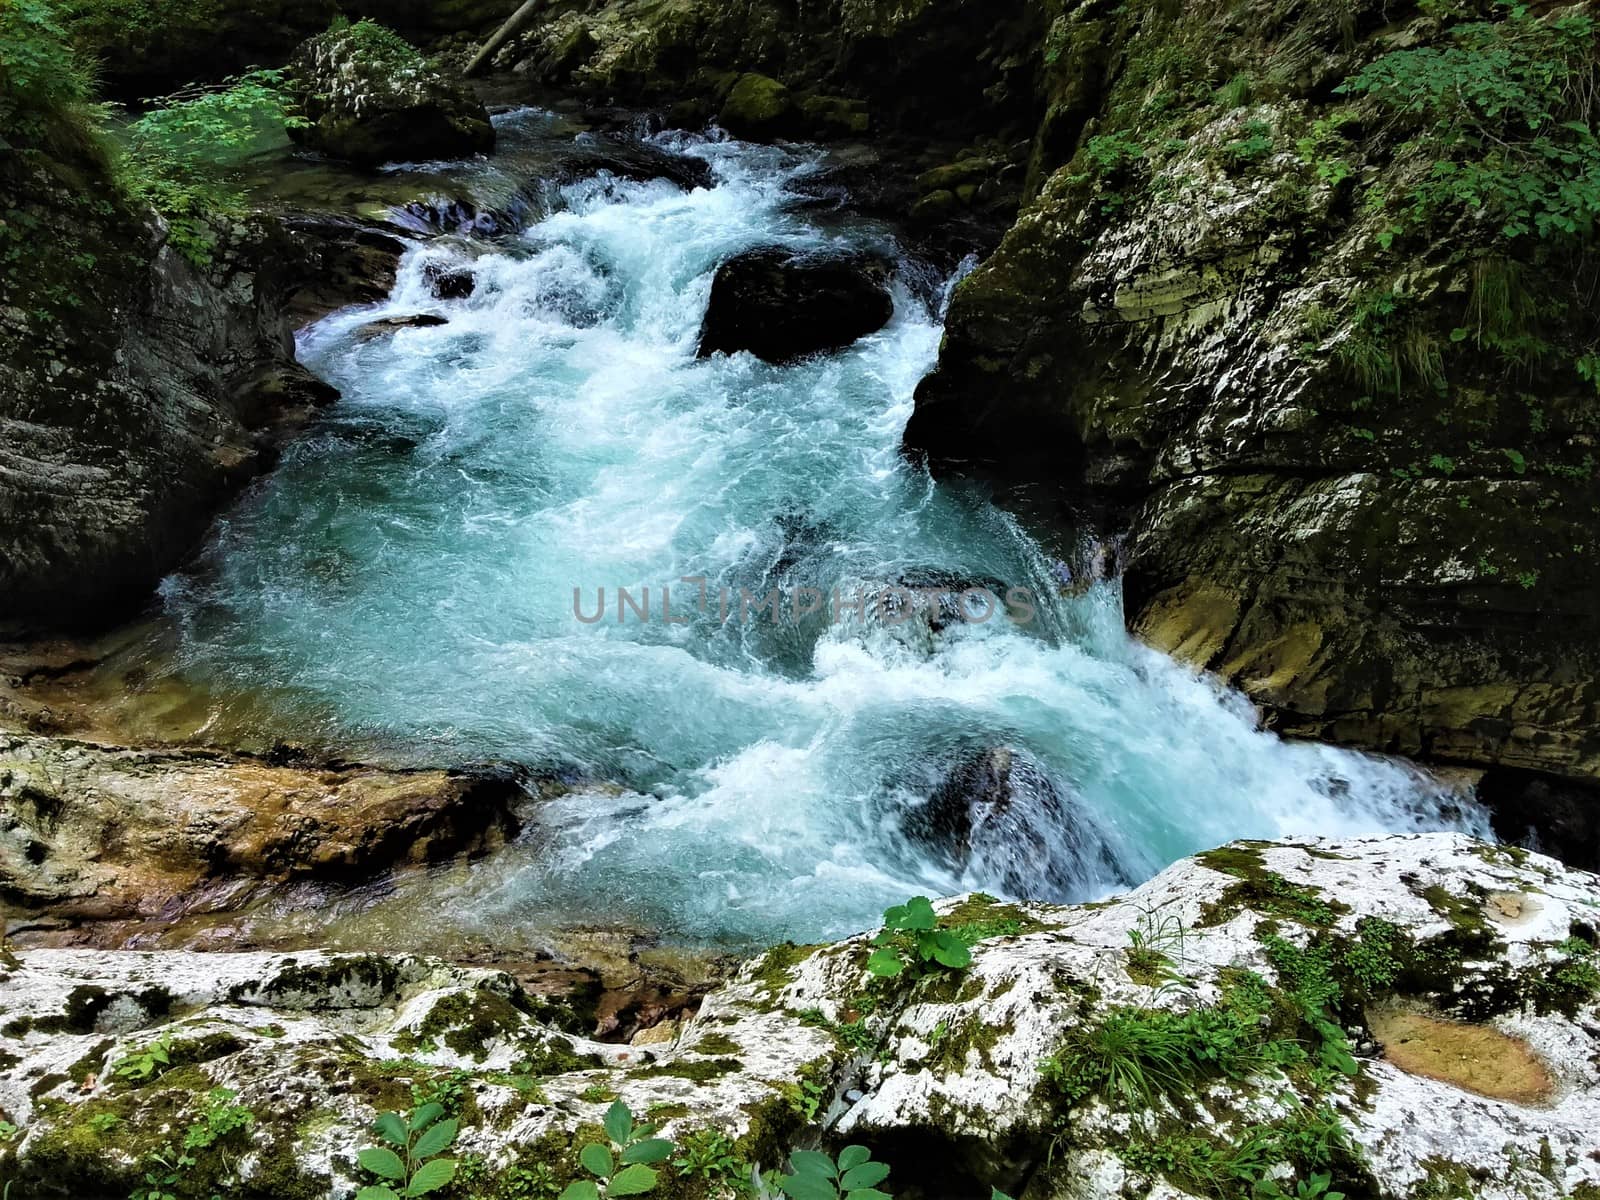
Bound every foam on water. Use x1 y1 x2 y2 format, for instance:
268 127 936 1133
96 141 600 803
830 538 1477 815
156 115 1490 946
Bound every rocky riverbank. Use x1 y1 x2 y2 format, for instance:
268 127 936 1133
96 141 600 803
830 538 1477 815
3 834 1598 1199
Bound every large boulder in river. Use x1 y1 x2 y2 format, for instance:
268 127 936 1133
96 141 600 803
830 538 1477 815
288 21 494 166
697 249 893 363
3 835 1598 1199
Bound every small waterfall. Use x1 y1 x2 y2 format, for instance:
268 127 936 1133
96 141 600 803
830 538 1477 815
148 110 1490 948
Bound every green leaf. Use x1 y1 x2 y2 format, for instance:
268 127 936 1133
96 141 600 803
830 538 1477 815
410 1117 458 1160
356 1187 401 1200
840 1163 890 1190
357 1148 406 1181
606 1164 659 1196
845 1189 892 1200
373 1112 408 1148
893 897 938 931
779 1173 838 1200
581 1142 615 1179
928 931 972 969
404 1158 458 1197
866 949 904 977
559 1182 601 1200
789 1151 837 1179
408 1103 445 1133
837 1147 871 1172
991 1190 1017 1200
620 1138 675 1165
603 1100 634 1146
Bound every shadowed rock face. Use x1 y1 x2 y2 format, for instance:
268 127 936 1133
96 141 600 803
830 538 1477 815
901 2 1600 796
0 136 336 634
697 249 894 363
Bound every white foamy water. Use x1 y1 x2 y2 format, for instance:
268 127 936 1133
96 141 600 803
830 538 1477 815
156 113 1489 946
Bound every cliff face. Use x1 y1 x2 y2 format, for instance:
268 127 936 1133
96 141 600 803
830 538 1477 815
0 93 332 631
903 0 1600 791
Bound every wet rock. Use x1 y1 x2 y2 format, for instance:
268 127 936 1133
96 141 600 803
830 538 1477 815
0 731 526 922
422 261 476 299
287 21 495 166
719 72 796 139
280 213 410 325
907 746 1123 898
697 249 894 363
356 313 450 339
4 835 1598 1200
560 133 716 192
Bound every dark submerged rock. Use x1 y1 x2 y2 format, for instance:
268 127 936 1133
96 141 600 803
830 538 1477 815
697 249 894 363
356 314 450 339
423 262 476 300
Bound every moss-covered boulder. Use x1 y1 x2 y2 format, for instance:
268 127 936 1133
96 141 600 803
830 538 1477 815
2 837 1597 1199
718 72 796 138
287 21 494 166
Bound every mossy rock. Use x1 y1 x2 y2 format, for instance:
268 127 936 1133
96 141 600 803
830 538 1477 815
718 73 795 140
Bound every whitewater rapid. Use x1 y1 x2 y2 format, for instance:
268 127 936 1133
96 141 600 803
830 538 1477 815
154 112 1490 946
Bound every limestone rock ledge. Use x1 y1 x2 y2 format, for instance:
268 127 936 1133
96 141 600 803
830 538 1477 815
2 833 1597 1199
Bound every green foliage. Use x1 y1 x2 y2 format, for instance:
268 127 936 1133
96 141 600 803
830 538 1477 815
1333 288 1445 396
0 1120 17 1142
357 1102 460 1200
128 1088 257 1200
181 1087 254 1152
866 897 973 981
0 0 100 152
770 1145 892 1200
118 69 303 266
1340 4 1600 243
335 18 426 70
672 1129 746 1183
1222 120 1274 167
113 1032 173 1083
1124 1107 1351 1199
1040 1002 1273 1109
559 1102 674 1200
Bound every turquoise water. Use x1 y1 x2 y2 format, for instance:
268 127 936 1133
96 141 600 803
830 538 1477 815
156 114 1488 946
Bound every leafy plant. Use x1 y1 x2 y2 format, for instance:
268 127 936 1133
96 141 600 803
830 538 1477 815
774 1146 892 1200
1340 5 1600 244
0 1119 17 1142
182 1088 254 1152
559 1101 674 1200
113 1032 173 1083
866 897 972 981
357 1102 460 1200
672 1129 745 1183
118 69 305 266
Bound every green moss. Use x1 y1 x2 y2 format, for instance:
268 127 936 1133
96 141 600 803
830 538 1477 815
634 1057 742 1084
746 942 818 1004
942 893 1048 942
512 1032 604 1077
232 955 403 1006
395 990 526 1062
2 985 114 1036
1198 869 1346 929
691 1033 742 1056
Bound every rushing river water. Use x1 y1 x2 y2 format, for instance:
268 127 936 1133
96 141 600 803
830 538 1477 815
147 110 1489 948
